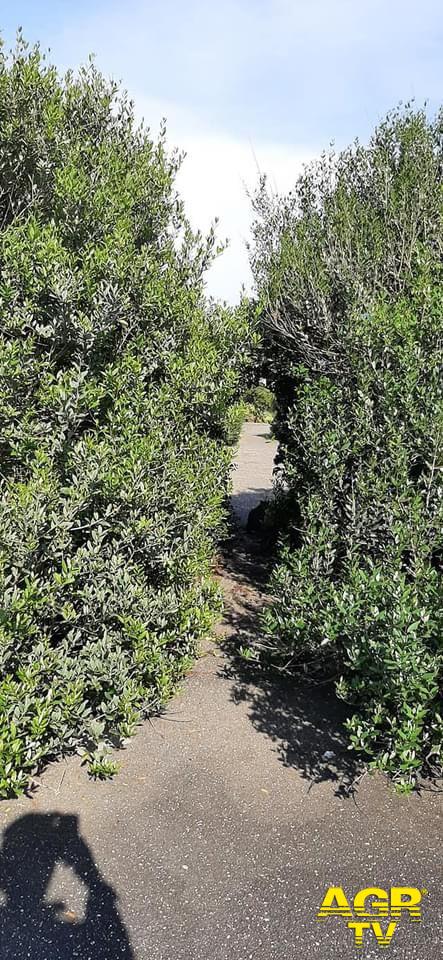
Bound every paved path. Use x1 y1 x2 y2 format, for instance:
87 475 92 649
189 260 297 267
0 424 441 959
231 422 278 527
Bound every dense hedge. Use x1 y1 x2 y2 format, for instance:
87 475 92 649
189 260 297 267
0 39 252 795
242 384 276 423
251 107 443 790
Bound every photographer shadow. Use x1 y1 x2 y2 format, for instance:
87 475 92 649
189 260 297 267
0 811 134 959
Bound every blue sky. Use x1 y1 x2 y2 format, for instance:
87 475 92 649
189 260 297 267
2 1 443 300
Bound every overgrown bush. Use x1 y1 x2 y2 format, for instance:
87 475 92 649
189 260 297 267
251 106 443 790
0 37 252 795
242 384 276 423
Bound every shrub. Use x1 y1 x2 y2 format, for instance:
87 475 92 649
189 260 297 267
251 105 443 790
242 385 276 423
0 37 252 795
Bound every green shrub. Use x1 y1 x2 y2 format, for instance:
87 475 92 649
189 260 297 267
251 105 443 790
0 37 252 795
242 384 276 423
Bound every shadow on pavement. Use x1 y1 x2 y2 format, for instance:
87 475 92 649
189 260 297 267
217 526 274 587
229 667 362 798
218 528 363 799
0 812 134 959
230 487 275 531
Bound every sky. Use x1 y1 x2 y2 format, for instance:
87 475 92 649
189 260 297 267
2 1 443 301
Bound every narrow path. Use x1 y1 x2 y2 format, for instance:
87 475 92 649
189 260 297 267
0 424 440 960
230 421 278 528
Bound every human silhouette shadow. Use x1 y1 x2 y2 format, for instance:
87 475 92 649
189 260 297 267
0 812 135 959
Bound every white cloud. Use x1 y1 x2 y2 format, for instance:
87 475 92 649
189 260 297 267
178 134 314 302
136 97 315 302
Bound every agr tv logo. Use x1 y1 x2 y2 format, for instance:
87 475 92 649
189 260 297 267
316 886 427 948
